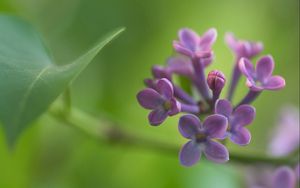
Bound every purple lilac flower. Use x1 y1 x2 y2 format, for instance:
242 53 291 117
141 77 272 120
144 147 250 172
238 55 285 105
178 114 229 166
272 166 297 188
173 28 217 60
215 99 255 145
137 78 181 125
172 28 217 100
268 106 299 157
225 32 263 59
207 70 226 104
226 33 263 101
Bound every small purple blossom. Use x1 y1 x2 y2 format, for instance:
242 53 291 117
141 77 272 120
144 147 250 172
173 28 217 62
215 99 255 145
225 32 263 59
272 166 297 188
178 114 229 166
239 55 285 91
137 78 180 125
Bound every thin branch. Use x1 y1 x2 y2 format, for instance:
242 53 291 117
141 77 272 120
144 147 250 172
48 101 298 166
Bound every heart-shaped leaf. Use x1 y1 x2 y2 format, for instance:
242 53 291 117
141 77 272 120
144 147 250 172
0 15 124 146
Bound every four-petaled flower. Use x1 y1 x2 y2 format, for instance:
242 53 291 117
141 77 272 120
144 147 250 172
215 99 255 145
173 28 217 64
137 78 180 125
239 55 285 91
178 114 229 166
225 32 263 59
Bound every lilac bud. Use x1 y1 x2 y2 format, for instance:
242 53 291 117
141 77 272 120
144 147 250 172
207 70 226 93
207 70 226 103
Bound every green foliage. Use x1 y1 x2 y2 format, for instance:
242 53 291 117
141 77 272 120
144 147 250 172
0 15 124 146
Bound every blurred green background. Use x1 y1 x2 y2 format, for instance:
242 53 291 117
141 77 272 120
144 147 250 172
0 0 298 187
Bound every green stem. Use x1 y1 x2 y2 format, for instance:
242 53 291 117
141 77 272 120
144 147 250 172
48 101 298 166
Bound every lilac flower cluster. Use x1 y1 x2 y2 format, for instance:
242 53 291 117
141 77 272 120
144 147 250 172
137 28 286 167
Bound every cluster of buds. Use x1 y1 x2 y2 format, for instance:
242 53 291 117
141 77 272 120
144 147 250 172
136 28 286 167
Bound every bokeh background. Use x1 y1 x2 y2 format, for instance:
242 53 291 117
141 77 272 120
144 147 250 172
0 0 299 187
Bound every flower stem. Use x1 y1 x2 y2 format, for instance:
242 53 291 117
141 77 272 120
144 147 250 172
237 90 261 107
180 103 200 114
191 58 211 100
227 59 241 101
49 101 297 167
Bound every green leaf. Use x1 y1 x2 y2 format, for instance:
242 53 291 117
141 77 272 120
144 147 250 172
0 15 125 146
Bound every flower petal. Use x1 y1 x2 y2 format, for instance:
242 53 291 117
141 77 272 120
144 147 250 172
148 109 168 126
137 88 163 109
225 32 238 52
215 99 232 118
204 140 229 163
178 114 201 138
179 141 201 167
199 28 217 50
178 28 199 51
230 127 251 145
232 105 256 127
263 75 285 90
167 57 194 77
156 78 174 100
168 98 181 116
249 42 263 57
173 41 193 57
256 55 274 83
152 65 171 80
239 58 255 79
203 114 228 139
272 167 296 188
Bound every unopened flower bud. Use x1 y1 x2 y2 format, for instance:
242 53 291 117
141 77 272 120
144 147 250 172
207 70 226 94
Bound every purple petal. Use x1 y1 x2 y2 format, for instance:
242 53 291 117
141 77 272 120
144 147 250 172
178 28 199 51
152 65 171 80
201 55 214 67
173 41 193 57
156 78 174 99
168 98 181 116
203 114 228 139
179 141 201 167
204 140 229 163
256 55 274 83
272 167 296 188
239 58 255 80
178 114 201 138
144 78 156 89
230 127 251 145
148 109 168 126
199 28 217 50
263 76 286 90
232 105 256 126
137 88 163 109
225 32 238 52
215 99 233 118
250 42 263 57
167 57 194 77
